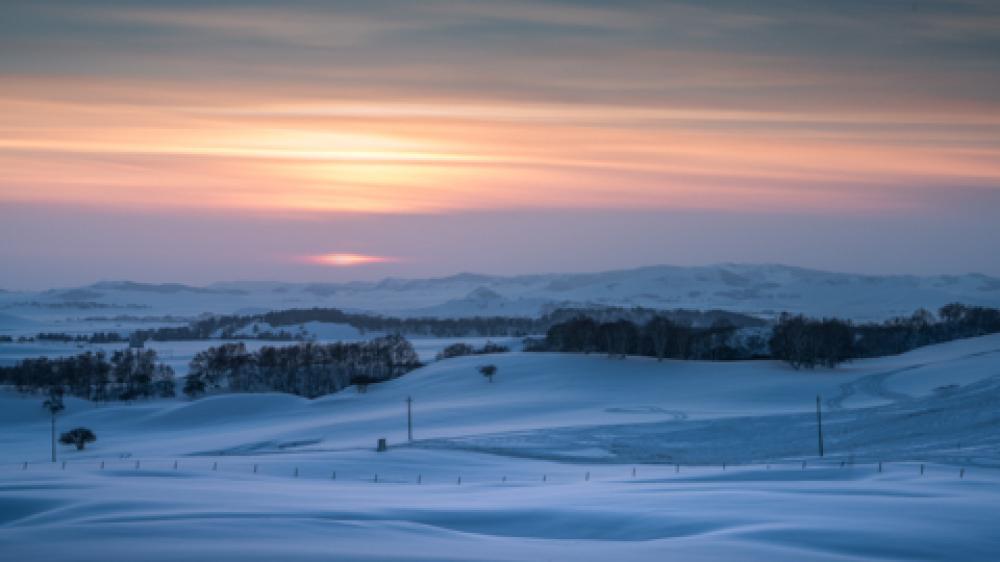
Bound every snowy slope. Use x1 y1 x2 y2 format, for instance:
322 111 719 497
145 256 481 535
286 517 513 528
1 336 999 560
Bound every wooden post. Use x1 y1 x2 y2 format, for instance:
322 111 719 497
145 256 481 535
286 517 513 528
377 438 388 452
816 395 825 457
51 413 56 463
406 396 413 442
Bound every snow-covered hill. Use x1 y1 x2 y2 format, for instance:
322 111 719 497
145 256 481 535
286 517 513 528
1 336 999 560
2 265 999 332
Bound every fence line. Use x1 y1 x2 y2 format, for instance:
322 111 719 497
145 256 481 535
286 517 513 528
0 458 975 484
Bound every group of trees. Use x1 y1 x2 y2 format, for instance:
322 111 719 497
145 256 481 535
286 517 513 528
768 315 854 369
115 305 765 344
32 332 127 343
532 304 1000 369
435 341 510 360
0 349 176 401
528 316 761 361
771 304 1000 368
183 335 421 399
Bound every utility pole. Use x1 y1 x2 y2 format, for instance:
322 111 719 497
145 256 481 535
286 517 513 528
816 395 825 457
406 396 413 442
43 388 65 463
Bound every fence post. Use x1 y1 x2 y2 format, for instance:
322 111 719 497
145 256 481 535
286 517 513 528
878 461 882 473
100 461 105 470
331 471 336 480
135 460 140 470
173 460 178 470
213 462 218 471
920 464 924 476
294 467 299 478
417 474 421 484
960 468 965 479
585 471 590 481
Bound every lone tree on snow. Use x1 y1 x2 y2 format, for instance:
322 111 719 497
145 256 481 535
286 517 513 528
479 364 498 383
59 427 97 450
59 427 97 451
42 387 65 462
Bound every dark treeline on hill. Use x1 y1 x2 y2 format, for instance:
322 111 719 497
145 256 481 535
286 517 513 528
531 303 1000 368
34 332 127 343
0 349 176 401
183 335 421 399
436 341 510 361
527 316 763 360
125 305 763 342
772 303 1000 368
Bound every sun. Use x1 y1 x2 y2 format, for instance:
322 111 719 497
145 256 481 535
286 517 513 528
306 253 394 266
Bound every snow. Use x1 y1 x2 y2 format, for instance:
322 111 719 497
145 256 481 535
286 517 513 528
4 264 999 324
1 335 999 560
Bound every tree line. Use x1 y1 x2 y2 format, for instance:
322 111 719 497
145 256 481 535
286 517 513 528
529 303 1000 368
124 305 763 343
183 335 421 399
436 341 511 360
0 349 176 401
526 316 763 360
772 303 1000 368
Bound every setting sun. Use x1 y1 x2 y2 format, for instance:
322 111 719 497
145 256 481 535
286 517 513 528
306 253 395 267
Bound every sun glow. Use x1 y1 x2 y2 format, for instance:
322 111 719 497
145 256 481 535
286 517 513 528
306 253 395 266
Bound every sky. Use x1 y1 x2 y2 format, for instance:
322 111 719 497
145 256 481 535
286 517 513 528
2 0 999 289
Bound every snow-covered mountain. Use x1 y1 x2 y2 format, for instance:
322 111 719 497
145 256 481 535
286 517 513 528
2 264 999 325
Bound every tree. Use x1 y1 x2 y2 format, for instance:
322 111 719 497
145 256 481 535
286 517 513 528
479 364 497 382
42 387 65 462
59 427 96 450
182 373 207 398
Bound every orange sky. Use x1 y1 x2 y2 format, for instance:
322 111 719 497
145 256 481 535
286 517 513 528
3 78 999 216
2 1 1000 285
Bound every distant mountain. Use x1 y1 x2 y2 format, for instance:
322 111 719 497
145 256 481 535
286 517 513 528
3 264 1000 323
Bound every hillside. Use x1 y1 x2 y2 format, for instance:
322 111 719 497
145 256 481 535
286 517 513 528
1 335 998 560
3 265 999 331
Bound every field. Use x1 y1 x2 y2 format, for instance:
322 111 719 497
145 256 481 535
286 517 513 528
2 335 999 560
